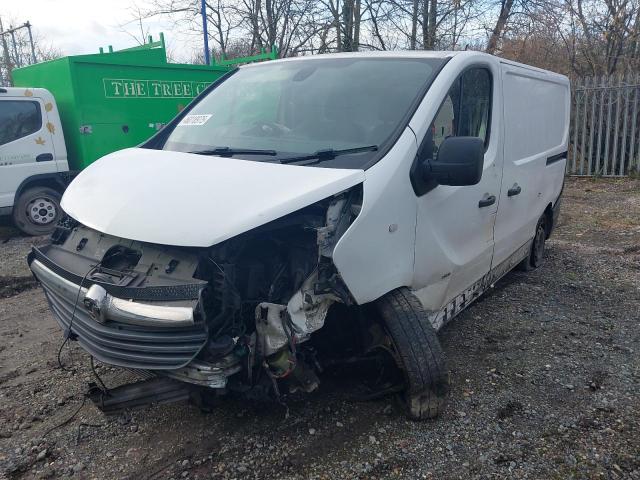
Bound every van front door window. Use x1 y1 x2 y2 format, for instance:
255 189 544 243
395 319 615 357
429 67 492 160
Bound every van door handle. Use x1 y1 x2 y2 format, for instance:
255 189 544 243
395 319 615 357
478 195 496 208
507 184 522 197
36 153 54 162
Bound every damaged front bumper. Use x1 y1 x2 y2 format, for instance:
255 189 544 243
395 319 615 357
29 186 362 412
28 246 210 371
31 260 195 328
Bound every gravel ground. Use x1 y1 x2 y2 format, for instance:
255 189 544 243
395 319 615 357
0 177 639 480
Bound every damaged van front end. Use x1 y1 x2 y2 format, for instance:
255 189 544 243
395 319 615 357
28 154 365 409
29 54 455 418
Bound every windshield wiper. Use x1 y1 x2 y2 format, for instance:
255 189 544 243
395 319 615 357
280 145 378 165
189 146 278 157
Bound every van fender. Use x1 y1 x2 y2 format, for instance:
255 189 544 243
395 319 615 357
332 129 419 305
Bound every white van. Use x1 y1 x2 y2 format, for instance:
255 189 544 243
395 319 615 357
0 87 69 235
28 51 568 419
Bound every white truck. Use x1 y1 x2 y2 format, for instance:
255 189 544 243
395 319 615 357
0 87 69 235
28 51 568 418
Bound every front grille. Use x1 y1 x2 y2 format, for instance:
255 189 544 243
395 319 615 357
34 261 208 370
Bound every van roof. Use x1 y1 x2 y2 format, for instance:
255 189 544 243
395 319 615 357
241 50 567 79
242 50 458 66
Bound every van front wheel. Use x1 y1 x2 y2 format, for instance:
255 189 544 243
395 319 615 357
374 288 449 420
13 186 62 236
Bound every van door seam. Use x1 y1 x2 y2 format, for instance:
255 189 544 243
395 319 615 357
408 125 419 283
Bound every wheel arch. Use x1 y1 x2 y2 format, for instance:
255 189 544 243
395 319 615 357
543 202 554 238
14 173 69 206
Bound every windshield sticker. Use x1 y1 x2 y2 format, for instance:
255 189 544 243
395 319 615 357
178 114 212 126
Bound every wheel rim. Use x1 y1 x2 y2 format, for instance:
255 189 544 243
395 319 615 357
26 197 58 226
532 225 545 267
362 325 407 396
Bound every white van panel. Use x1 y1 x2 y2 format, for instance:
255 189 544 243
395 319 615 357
492 64 569 267
502 70 568 161
409 54 503 313
333 129 419 305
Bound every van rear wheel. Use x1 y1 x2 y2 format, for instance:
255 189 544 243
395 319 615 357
374 288 449 420
517 216 547 271
13 186 62 236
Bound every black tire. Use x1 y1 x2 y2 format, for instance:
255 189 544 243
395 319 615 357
12 186 62 236
517 215 547 271
375 288 449 420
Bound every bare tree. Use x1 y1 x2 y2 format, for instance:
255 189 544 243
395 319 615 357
490 0 640 76
115 0 640 79
568 0 640 75
0 17 62 86
486 0 514 53
119 4 153 46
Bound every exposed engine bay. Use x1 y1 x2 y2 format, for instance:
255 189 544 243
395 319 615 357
28 186 382 410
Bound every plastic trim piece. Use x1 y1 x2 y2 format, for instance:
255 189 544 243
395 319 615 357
546 151 567 166
28 246 206 301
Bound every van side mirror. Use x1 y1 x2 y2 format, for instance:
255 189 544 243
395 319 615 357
422 136 484 186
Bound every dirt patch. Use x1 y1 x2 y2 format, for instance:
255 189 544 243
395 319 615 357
556 177 640 250
0 177 639 480
0 276 39 299
496 400 523 419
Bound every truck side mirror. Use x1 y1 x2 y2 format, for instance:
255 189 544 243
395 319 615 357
422 136 484 186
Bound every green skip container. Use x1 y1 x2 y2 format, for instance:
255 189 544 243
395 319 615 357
12 34 276 171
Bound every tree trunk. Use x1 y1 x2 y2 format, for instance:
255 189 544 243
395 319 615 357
331 0 342 51
265 0 277 47
632 3 640 63
452 0 458 49
353 0 361 51
214 8 226 57
427 0 437 49
251 0 263 50
342 0 354 51
410 0 419 50
486 0 514 54
0 17 14 84
422 0 429 49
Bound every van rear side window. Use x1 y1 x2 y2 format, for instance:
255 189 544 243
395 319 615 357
0 100 42 146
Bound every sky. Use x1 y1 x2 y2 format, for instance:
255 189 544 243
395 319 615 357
2 0 204 61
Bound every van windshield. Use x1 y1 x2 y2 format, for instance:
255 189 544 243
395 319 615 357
162 57 445 168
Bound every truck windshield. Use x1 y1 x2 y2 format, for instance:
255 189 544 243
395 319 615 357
162 57 445 168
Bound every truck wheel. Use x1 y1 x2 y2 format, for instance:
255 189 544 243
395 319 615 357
517 216 547 271
12 186 62 236
374 288 449 420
